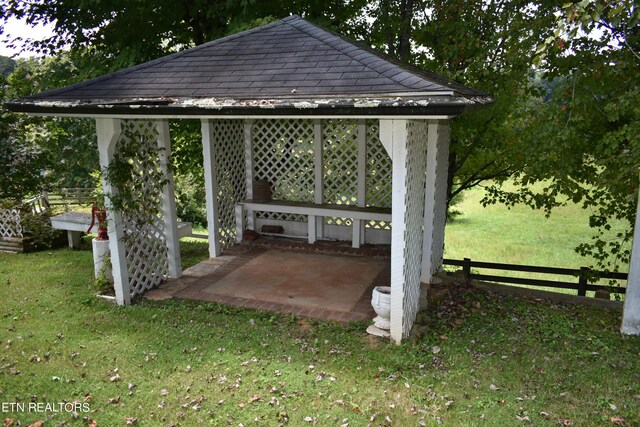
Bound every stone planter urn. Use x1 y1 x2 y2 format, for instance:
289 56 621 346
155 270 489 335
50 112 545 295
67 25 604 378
367 286 391 337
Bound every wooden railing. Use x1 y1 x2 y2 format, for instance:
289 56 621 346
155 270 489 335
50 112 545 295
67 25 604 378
24 194 50 214
44 188 94 206
443 258 627 296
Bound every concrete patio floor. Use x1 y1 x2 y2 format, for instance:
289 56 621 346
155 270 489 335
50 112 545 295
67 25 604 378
145 240 392 322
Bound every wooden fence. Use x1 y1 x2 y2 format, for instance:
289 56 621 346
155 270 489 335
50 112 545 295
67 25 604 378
44 188 94 206
443 258 627 296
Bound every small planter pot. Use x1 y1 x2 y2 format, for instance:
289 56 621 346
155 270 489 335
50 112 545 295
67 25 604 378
367 286 391 337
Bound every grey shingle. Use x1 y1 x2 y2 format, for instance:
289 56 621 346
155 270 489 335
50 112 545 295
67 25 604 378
17 14 488 104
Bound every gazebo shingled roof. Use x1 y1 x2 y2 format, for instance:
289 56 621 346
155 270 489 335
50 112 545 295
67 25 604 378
7 15 492 117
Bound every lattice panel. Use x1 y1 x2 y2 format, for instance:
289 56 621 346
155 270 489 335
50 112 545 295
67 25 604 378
430 123 450 274
0 209 23 238
322 119 359 226
365 119 392 230
117 120 169 296
401 120 429 338
253 119 314 222
212 120 247 247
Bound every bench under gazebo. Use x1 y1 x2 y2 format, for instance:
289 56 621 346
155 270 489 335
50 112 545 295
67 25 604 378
8 15 493 342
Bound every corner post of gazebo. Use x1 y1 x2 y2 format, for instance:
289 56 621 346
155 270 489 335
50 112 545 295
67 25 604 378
380 119 419 343
156 119 182 278
421 121 451 283
244 119 256 231
95 118 130 305
622 183 640 334
201 119 223 257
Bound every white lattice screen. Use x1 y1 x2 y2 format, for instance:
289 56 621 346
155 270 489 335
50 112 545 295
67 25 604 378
212 120 247 248
430 124 450 275
253 120 314 222
365 120 392 230
0 209 23 238
322 119 359 226
116 120 170 296
248 119 392 242
401 120 429 338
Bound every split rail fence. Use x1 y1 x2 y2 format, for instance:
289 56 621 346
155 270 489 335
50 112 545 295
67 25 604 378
444 258 627 297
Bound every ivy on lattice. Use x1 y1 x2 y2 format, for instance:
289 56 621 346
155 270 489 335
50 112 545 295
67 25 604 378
103 120 171 295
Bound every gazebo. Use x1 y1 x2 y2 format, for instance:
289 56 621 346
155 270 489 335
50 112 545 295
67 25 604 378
8 15 493 343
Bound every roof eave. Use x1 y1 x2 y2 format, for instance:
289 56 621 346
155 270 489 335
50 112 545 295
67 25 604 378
6 96 494 118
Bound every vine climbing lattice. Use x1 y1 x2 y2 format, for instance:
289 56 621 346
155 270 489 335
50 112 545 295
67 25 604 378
115 120 169 296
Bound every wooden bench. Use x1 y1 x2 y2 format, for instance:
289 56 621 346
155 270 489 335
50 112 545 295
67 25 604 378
50 212 193 249
235 200 392 248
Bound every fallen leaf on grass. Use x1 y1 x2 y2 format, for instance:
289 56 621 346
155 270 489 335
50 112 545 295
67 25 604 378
107 396 121 404
109 374 121 382
489 384 499 391
561 418 574 426
125 418 137 425
28 422 43 427
160 389 168 396
610 416 625 425
4 419 13 427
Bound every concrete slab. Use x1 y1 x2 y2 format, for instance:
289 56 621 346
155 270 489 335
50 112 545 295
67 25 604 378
199 250 386 312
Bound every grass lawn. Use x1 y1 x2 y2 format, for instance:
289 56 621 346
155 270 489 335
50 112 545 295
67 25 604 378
444 185 630 294
1 243 639 426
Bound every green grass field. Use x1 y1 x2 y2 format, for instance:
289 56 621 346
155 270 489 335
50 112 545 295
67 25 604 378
444 185 630 294
1 245 639 426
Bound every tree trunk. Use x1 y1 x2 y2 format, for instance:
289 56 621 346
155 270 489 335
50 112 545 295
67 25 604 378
446 150 457 215
398 0 414 61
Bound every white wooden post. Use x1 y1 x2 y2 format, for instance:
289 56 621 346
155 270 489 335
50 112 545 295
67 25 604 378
352 119 367 248
96 118 130 305
156 120 182 278
622 183 640 334
244 119 256 230
312 119 324 240
381 119 409 344
421 121 450 283
201 119 223 257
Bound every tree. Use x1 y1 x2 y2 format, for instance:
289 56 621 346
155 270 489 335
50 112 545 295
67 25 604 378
1 0 370 73
0 72 50 199
368 0 560 209
482 0 640 271
3 54 99 192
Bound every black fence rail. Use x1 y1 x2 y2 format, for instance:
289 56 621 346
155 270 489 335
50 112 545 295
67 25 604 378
443 258 627 296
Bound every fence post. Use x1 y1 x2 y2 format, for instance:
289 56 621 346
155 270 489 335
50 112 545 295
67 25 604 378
578 267 589 297
463 257 471 280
